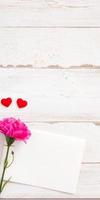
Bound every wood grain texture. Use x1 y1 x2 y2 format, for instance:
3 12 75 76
0 0 100 27
0 0 100 197
0 28 100 67
0 68 100 196
0 68 100 122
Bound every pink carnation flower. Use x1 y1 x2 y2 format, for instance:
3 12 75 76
0 117 31 141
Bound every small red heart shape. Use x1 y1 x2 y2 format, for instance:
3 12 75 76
1 98 12 107
17 98 28 108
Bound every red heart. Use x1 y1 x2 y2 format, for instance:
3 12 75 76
1 98 12 107
17 98 28 108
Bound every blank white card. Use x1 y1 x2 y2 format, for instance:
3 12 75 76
5 130 86 194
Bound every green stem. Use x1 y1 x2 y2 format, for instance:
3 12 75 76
0 145 10 193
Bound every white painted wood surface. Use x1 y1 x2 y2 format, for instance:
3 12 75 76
0 29 100 67
0 69 100 197
0 69 100 122
0 0 100 27
0 0 100 198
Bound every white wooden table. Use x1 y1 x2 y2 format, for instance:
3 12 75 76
0 0 100 198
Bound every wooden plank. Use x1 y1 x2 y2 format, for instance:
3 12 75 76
0 28 100 67
0 68 100 122
1 164 100 198
0 0 100 27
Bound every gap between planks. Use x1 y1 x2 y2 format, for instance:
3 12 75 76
25 120 100 126
0 64 100 69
